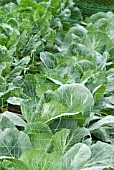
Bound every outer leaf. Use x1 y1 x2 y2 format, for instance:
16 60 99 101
63 142 114 170
21 99 40 123
82 31 113 53
0 128 32 158
0 115 15 130
63 143 91 170
21 74 36 99
56 83 94 114
49 118 77 133
68 127 91 146
91 127 111 143
84 142 114 169
40 51 57 69
2 111 27 127
41 100 67 120
25 122 52 135
89 115 114 131
53 129 70 155
29 133 52 151
20 150 62 170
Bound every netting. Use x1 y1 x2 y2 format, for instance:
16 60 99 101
74 0 114 16
0 0 114 17
1 0 114 13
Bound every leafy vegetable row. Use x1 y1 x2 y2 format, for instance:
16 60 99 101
0 0 114 169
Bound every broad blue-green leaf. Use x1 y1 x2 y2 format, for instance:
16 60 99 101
22 34 42 56
29 133 52 151
21 74 36 99
103 95 114 112
91 127 111 143
64 25 87 44
49 118 77 133
85 142 114 169
41 100 67 120
25 122 52 135
21 99 37 123
21 98 44 123
0 128 32 158
7 97 23 106
63 143 91 170
56 83 94 114
90 12 108 23
68 127 91 146
20 150 62 170
81 70 107 94
0 85 23 108
82 31 113 53
63 142 114 170
2 111 27 127
49 62 82 83
40 51 57 69
77 60 96 71
0 115 15 130
89 115 114 131
53 129 70 154
25 122 52 151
